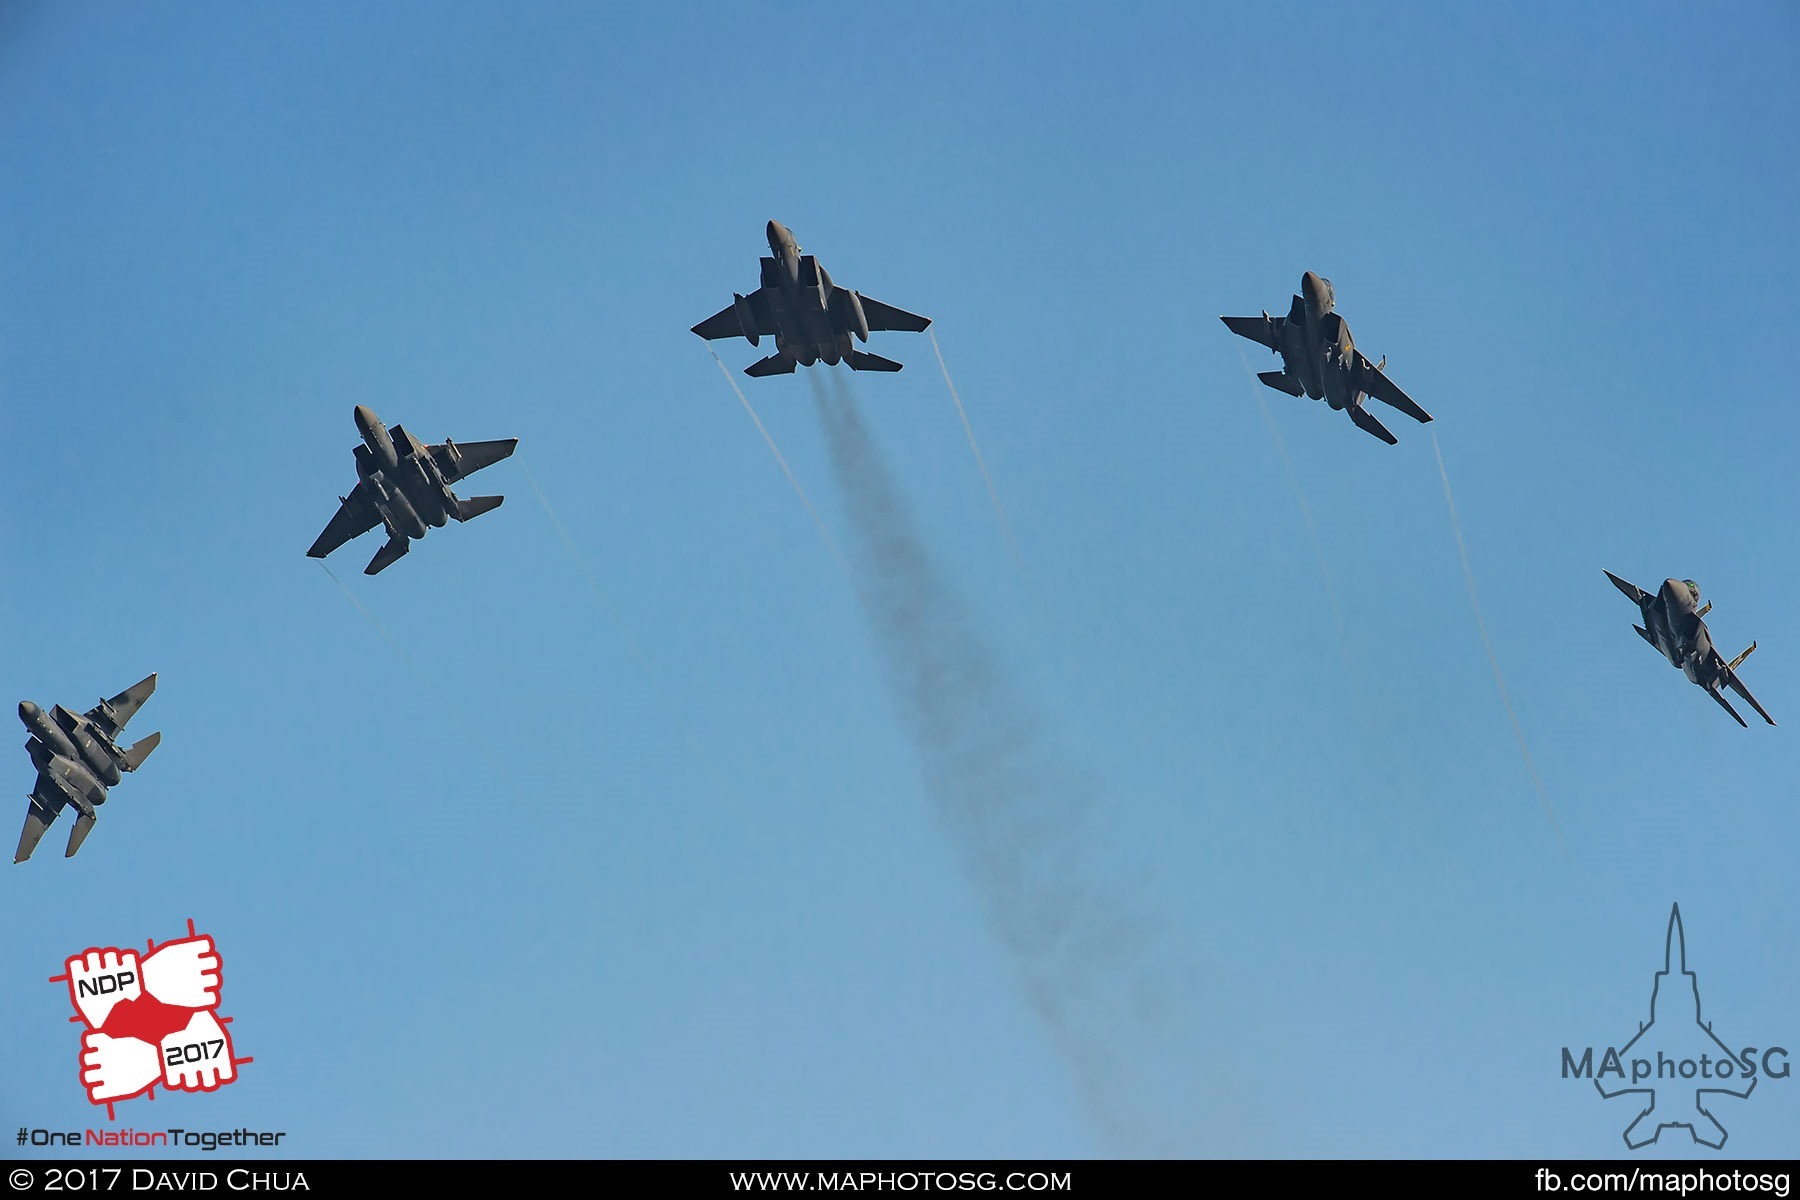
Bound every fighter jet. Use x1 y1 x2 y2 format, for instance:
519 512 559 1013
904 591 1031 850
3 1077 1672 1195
1221 272 1432 444
691 220 931 376
308 406 518 575
1604 572 1774 727
15 674 161 863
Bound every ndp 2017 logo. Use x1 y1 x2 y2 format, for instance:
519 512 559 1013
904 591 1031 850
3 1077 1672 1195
50 919 251 1117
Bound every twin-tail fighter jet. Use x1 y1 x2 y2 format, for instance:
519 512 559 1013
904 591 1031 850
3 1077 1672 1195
15 675 161 863
308 406 518 575
692 220 932 375
1604 572 1774 727
1222 272 1432 444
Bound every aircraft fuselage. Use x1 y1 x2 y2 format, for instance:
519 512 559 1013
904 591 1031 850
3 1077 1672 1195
353 407 456 543
19 701 121 786
1273 272 1369 411
760 221 854 367
1639 578 1721 686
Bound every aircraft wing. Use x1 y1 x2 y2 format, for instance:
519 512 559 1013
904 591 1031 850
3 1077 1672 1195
14 780 63 864
1358 354 1432 423
308 484 381 559
1604 570 1652 607
853 294 932 333
431 438 518 484
86 674 157 738
1220 314 1282 350
692 290 777 341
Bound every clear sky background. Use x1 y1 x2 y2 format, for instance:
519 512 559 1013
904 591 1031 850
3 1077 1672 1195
4 0 1797 1160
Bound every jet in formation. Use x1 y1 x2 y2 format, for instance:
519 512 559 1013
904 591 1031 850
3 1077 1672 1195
1604 572 1774 727
1222 272 1433 444
16 675 161 863
308 406 518 575
692 220 932 376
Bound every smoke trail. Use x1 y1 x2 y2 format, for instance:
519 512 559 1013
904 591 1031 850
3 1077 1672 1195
707 346 846 571
813 370 1231 1154
516 454 642 658
928 329 1015 553
1430 430 1562 842
317 562 502 770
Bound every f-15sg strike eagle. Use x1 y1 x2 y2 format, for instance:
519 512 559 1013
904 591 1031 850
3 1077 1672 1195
1604 572 1774 727
692 220 932 376
1222 272 1432 444
308 406 518 575
15 674 160 863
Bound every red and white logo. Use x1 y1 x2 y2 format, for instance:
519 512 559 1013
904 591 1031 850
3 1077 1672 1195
50 919 251 1118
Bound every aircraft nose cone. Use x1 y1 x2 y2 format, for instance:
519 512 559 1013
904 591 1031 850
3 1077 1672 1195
353 404 377 432
18 701 39 725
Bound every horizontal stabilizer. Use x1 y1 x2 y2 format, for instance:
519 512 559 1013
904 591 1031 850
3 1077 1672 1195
745 353 798 378
15 811 50 864
65 812 96 858
845 350 903 373
123 732 161 772
1257 370 1305 397
1634 625 1656 647
1347 404 1397 445
1727 641 1756 672
365 537 410 576
453 494 504 523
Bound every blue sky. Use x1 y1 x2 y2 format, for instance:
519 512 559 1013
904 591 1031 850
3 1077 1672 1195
3 0 1797 1160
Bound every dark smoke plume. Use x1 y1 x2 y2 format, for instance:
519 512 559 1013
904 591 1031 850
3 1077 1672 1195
811 371 1245 1154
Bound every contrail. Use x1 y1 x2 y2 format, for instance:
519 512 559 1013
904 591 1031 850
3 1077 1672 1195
317 562 503 770
928 328 1015 553
707 345 846 571
1430 429 1562 843
516 454 641 658
813 370 1236 1154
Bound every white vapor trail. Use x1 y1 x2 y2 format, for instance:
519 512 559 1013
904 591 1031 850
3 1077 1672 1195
708 346 847 572
1430 429 1563 843
516 454 641 657
928 329 1015 553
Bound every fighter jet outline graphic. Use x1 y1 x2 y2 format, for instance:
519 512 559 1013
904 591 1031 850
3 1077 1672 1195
1595 905 1756 1149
